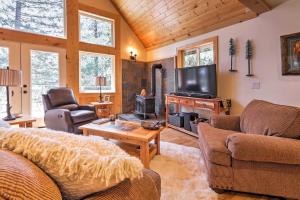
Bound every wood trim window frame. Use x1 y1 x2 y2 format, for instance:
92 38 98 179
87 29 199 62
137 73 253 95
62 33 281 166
176 36 219 69
77 4 121 113
0 0 122 113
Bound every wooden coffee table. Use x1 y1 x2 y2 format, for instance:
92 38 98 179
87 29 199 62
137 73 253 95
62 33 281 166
79 120 162 168
8 116 36 128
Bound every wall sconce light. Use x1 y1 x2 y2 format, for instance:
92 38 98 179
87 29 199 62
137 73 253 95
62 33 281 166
129 47 137 62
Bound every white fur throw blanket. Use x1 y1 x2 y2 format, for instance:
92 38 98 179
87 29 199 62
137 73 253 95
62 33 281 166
0 128 144 200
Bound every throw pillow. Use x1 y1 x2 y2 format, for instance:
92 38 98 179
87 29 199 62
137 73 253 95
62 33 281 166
0 128 144 200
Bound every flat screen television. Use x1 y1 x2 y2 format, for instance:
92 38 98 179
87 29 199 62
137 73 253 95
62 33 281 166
175 64 217 98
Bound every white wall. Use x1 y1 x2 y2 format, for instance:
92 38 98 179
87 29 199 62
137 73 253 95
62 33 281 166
147 0 300 114
79 0 147 61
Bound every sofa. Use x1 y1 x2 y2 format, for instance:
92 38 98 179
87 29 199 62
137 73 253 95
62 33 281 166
0 149 161 200
42 87 97 134
198 100 300 199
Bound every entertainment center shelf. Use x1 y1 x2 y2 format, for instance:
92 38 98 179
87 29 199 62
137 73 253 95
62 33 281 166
165 94 230 138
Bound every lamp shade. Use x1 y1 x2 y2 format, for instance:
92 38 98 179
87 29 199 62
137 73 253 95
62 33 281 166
0 69 22 87
95 76 107 86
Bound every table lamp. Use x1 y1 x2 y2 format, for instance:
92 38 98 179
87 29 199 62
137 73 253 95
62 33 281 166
0 68 22 121
95 76 107 102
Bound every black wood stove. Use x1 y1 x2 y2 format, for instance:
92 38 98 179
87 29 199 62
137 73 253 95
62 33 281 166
135 64 163 119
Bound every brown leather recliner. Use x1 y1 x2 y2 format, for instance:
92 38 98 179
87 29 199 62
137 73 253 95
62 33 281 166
42 87 97 134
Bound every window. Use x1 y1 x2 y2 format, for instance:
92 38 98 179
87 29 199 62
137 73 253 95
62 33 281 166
183 43 214 67
80 11 114 47
0 47 9 114
79 51 115 93
0 0 65 38
199 43 214 66
184 49 198 67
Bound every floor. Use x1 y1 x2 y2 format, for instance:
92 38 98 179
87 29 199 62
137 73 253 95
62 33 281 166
160 128 199 148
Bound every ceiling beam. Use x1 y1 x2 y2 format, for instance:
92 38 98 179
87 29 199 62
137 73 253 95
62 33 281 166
238 0 271 15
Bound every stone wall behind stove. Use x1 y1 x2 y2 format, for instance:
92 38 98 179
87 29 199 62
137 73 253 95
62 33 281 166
122 57 175 115
122 60 150 113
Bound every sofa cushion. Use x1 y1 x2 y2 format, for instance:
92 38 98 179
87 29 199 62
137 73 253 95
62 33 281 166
198 123 238 167
240 100 300 139
71 110 96 124
47 88 77 107
84 169 161 200
0 150 62 200
0 128 144 200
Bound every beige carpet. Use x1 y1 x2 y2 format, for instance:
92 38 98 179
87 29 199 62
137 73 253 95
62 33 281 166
150 142 278 200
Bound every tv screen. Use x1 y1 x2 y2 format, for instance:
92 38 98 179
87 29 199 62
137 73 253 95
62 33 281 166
176 64 217 98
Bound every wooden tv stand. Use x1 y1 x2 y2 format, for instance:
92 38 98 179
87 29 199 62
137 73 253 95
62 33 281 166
165 94 230 137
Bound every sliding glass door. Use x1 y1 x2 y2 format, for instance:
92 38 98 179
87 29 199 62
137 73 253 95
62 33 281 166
0 41 66 119
21 44 66 118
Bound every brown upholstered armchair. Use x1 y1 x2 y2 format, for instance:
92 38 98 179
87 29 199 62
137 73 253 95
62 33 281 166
42 88 97 134
198 100 300 199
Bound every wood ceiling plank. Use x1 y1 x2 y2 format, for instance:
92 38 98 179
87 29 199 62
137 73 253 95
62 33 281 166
110 0 269 49
133 0 233 34
238 0 271 14
138 1 242 41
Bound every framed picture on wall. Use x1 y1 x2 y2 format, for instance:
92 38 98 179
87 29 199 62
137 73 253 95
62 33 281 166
281 32 300 75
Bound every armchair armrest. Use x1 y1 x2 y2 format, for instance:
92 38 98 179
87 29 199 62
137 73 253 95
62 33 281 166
78 105 96 112
226 133 300 165
210 115 240 131
44 109 73 133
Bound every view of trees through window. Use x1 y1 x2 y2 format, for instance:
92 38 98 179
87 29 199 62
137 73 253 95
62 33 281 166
184 49 198 67
199 43 214 66
80 52 114 93
0 47 8 115
0 0 65 37
80 12 114 47
31 50 59 117
183 43 214 67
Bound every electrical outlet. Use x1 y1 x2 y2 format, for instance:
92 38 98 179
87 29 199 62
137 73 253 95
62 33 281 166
252 81 261 89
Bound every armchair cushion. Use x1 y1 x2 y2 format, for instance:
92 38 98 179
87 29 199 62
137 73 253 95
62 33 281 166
78 105 96 112
47 88 77 107
240 100 300 138
198 123 238 166
71 110 96 124
210 115 240 131
57 104 79 111
226 133 300 165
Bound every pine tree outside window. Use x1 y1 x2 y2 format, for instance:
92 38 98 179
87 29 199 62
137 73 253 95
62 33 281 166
79 51 115 93
79 11 114 47
0 47 9 115
0 0 65 38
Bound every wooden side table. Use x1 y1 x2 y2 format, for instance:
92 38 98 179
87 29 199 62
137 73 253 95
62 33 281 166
91 102 113 118
8 116 37 128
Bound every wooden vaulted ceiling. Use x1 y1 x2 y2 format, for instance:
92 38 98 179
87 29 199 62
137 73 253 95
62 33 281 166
111 0 279 49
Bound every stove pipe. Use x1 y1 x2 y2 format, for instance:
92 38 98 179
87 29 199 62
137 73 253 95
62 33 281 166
151 64 163 97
